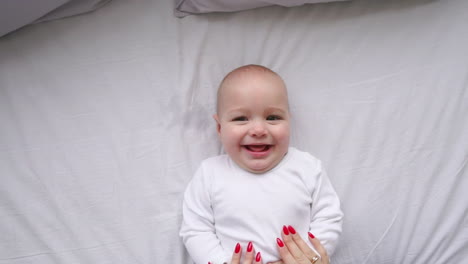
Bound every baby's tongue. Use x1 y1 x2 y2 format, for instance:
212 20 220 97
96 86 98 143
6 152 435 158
247 145 268 152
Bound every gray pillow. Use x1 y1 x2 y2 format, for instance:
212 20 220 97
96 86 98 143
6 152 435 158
175 0 350 17
0 0 111 37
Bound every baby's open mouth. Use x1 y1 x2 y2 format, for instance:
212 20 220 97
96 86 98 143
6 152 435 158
244 145 271 152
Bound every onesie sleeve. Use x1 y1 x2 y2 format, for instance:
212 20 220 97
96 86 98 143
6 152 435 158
308 161 344 256
179 162 229 264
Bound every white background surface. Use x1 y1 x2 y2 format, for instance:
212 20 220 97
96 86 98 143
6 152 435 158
0 0 467 263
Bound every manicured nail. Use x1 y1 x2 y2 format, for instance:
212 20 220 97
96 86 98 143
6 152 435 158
308 232 315 239
276 238 284 247
283 225 289 235
247 241 253 252
235 243 241 253
256 252 262 262
208 262 211 264
287 225 296 234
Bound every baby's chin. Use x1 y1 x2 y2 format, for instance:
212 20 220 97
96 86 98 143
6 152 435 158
238 160 280 174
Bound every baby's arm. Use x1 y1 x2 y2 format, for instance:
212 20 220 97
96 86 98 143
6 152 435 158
180 166 228 264
309 165 344 256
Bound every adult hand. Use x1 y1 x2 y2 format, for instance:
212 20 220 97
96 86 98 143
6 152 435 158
269 225 329 264
229 241 263 264
225 225 329 264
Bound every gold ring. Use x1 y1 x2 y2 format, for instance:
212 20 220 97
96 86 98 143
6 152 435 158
311 255 320 263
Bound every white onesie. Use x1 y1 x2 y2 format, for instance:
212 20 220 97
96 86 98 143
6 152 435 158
180 147 343 264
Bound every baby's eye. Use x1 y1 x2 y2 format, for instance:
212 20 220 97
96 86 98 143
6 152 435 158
232 116 248 122
266 115 282 121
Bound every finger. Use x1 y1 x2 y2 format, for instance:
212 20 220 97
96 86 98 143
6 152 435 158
266 261 284 264
281 226 309 264
288 226 318 261
276 237 299 264
255 252 263 264
308 233 329 264
243 241 255 264
231 243 242 264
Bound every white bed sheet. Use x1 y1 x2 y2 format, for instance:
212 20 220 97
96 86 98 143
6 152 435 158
0 0 467 263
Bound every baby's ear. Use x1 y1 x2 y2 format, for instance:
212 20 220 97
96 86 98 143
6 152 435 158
213 114 221 134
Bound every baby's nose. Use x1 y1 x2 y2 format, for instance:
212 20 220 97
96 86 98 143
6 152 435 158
250 121 267 137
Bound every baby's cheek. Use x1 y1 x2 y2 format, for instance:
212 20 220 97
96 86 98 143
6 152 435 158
277 132 290 147
275 124 290 136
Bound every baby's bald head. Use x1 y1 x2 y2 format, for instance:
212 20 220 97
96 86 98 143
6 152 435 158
213 64 291 173
216 64 288 115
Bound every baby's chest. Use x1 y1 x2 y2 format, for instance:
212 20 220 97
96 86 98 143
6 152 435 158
211 175 313 221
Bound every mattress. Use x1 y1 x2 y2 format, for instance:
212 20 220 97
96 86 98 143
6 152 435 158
0 0 467 263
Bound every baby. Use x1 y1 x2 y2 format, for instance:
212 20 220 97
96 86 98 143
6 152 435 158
180 65 343 264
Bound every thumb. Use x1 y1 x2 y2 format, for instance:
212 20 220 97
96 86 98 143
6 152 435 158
266 261 284 264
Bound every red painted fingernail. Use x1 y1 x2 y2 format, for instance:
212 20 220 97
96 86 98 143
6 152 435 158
308 232 315 239
276 238 284 247
256 252 262 262
247 241 253 252
208 262 211 264
283 225 289 235
288 225 296 234
235 243 241 253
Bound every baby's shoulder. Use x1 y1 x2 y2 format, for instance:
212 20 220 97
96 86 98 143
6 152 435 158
287 147 322 170
198 154 233 174
286 148 324 191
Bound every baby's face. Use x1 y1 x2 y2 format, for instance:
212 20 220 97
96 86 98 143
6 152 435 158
215 71 290 173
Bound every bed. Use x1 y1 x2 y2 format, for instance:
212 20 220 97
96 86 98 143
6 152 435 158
0 0 467 263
